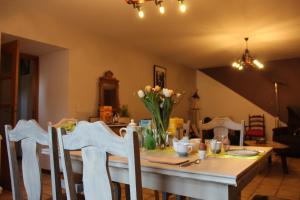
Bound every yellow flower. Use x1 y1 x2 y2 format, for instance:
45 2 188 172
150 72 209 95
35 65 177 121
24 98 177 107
154 85 161 92
145 85 152 93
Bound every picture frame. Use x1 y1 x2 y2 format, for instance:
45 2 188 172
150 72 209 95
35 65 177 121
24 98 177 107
153 65 166 88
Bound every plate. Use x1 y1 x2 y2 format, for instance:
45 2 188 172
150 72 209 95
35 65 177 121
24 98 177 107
227 149 259 156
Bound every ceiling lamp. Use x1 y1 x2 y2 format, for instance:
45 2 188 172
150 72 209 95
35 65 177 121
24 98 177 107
232 38 264 71
125 0 188 18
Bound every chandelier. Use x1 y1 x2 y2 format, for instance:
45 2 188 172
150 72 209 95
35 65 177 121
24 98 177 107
232 38 264 71
125 0 187 18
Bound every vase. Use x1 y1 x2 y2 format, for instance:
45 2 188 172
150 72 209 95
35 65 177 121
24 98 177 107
152 119 168 149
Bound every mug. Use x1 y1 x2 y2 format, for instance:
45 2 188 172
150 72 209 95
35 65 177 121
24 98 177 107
176 143 192 157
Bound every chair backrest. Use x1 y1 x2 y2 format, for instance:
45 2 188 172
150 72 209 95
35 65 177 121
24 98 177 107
247 115 265 137
5 120 61 200
199 117 245 146
56 121 142 200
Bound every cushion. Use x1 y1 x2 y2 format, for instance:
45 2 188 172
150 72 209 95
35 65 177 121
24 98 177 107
246 129 264 137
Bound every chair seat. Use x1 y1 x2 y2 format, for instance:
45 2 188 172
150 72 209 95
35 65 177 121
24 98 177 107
247 129 264 137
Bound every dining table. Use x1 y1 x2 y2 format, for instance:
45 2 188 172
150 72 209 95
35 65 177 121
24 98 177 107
41 145 272 200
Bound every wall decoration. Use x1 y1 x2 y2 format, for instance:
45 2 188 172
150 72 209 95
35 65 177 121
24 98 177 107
153 65 166 88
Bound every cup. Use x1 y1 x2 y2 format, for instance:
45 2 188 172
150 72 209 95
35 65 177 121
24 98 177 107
210 139 222 154
176 143 192 157
189 138 201 153
198 150 206 160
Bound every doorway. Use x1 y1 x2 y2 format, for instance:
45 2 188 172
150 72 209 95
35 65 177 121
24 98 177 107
0 33 68 190
0 40 39 189
18 54 39 121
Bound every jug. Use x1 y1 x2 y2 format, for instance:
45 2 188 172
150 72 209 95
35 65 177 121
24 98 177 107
119 119 143 147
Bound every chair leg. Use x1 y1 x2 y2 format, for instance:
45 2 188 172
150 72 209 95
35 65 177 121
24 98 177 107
162 192 170 200
125 184 131 200
154 190 160 200
113 182 121 200
268 154 272 164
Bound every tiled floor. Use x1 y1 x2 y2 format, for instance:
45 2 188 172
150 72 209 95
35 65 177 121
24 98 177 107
1 155 299 200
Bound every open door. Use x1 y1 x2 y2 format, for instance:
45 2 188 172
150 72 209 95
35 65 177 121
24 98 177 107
0 40 20 189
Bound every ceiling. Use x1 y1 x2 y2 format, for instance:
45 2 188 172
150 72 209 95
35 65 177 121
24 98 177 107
1 0 300 69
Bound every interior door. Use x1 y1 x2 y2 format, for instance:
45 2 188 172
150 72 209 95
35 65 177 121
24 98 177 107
0 40 20 189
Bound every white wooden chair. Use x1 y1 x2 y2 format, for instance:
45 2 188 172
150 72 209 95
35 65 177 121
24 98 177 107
199 117 245 146
5 119 61 200
55 121 142 200
49 118 85 195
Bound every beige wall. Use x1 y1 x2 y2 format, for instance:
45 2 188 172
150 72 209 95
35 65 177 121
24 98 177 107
0 7 196 127
197 71 276 140
39 50 69 127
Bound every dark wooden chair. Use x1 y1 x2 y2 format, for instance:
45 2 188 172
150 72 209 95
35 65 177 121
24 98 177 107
246 114 265 139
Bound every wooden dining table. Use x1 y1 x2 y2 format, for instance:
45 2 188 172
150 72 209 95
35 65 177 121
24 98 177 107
41 146 272 200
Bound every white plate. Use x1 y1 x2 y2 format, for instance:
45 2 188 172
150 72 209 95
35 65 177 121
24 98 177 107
227 149 259 156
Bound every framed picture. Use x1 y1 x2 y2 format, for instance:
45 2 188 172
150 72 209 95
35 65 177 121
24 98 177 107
153 65 166 88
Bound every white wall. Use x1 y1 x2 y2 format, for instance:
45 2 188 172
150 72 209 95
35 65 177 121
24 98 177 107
197 71 276 140
0 7 196 128
39 50 69 127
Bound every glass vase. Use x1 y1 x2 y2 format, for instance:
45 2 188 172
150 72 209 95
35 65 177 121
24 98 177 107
153 119 168 149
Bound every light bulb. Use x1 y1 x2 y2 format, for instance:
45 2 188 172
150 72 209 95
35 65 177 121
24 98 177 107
180 4 186 12
159 5 165 14
179 1 186 13
232 62 238 68
253 59 264 69
138 10 144 18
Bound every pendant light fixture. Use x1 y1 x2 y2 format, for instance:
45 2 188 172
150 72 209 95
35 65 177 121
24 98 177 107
232 38 264 70
125 0 188 18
